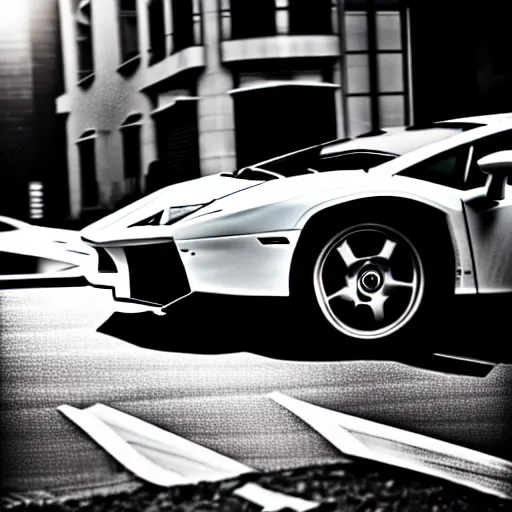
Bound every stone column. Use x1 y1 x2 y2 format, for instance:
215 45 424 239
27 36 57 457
333 60 347 139
196 0 236 176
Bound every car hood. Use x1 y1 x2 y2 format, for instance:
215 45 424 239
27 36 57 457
80 174 264 244
184 169 371 221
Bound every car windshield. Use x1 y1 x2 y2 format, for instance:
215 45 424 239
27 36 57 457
231 124 477 181
235 145 330 180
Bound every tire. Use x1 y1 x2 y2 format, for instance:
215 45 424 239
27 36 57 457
290 207 456 357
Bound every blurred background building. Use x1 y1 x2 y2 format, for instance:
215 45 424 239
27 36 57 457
56 0 413 223
0 0 68 224
1 0 512 226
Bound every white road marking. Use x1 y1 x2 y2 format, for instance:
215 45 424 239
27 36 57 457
269 392 512 500
58 404 319 511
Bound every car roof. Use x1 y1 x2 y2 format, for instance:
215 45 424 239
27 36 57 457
320 113 512 158
250 113 512 170
320 126 467 157
438 112 512 125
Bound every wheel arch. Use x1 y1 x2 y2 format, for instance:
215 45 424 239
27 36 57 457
289 195 460 293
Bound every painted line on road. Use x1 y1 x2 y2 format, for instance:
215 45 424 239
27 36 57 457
58 404 319 512
269 392 512 500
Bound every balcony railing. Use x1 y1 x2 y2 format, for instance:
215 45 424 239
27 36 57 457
220 0 339 41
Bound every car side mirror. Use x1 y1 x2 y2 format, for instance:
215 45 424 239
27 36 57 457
477 151 512 201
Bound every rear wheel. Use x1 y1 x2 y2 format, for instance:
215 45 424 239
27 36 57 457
291 210 455 355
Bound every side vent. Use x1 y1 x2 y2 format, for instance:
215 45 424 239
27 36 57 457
97 248 117 273
257 237 290 245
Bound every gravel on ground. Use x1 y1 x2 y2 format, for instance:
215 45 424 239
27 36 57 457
1 460 509 512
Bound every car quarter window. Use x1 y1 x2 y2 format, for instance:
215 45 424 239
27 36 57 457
397 146 470 190
318 152 396 172
259 147 322 177
398 129 512 190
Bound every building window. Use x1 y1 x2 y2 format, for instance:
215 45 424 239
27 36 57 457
75 0 94 82
118 0 140 63
229 0 275 39
288 0 333 35
344 0 410 136
148 0 166 64
170 0 202 54
220 0 336 40
121 123 142 196
77 135 98 208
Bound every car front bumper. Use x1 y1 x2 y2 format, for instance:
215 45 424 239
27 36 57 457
175 230 301 298
82 230 301 307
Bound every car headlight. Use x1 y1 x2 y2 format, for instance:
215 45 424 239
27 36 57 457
159 205 205 226
129 205 206 227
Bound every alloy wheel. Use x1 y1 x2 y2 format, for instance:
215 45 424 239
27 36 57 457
313 224 424 340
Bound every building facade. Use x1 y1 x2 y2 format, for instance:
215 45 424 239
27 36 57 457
408 0 512 124
0 0 67 223
57 0 412 221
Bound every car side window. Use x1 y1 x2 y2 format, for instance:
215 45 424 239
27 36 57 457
318 152 396 172
397 147 469 189
260 147 322 177
0 221 16 232
236 168 280 181
467 129 512 187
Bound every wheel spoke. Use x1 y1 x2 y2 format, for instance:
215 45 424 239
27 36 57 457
336 240 360 268
369 296 387 323
327 286 354 303
384 278 414 295
377 239 397 260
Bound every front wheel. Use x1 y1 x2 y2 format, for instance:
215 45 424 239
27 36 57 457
292 215 455 353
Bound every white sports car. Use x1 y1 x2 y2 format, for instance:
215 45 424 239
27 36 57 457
80 113 512 343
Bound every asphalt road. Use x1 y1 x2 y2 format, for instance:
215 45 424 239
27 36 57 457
0 285 511 497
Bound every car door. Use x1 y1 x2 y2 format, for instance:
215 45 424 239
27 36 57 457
395 132 512 294
459 129 512 294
